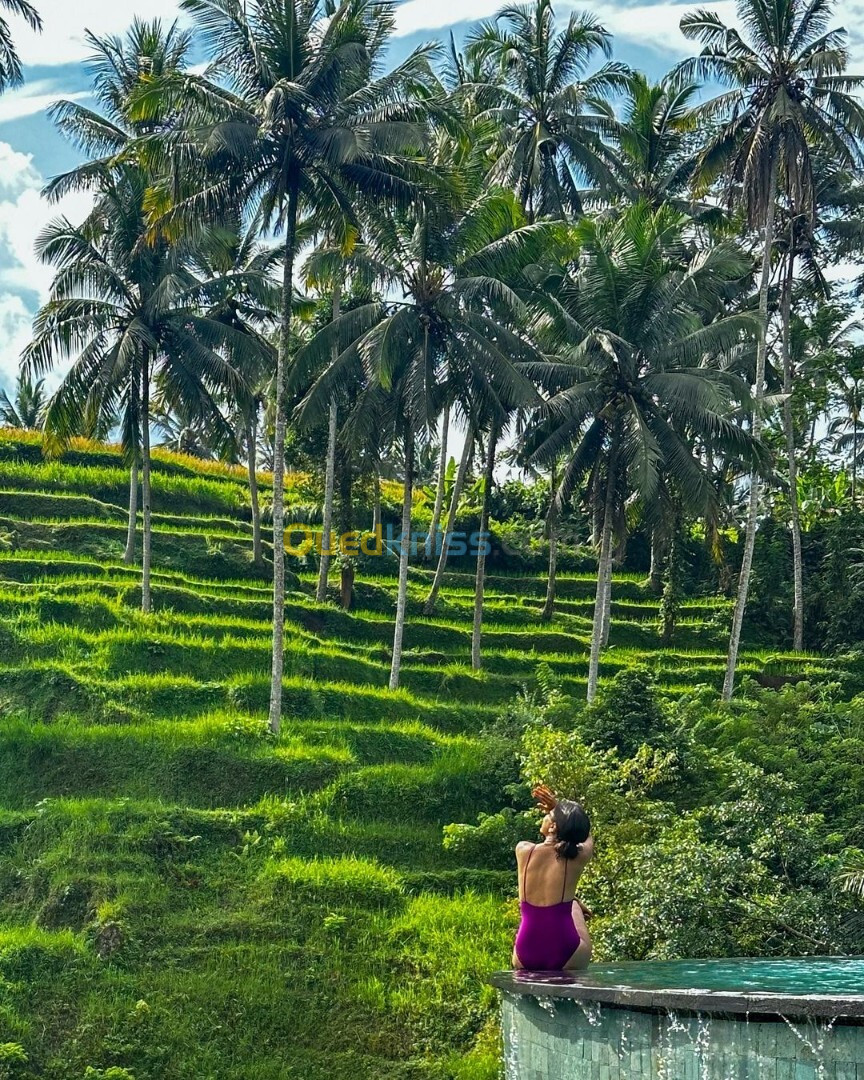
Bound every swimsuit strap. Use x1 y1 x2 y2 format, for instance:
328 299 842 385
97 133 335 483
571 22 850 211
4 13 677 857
521 845 535 899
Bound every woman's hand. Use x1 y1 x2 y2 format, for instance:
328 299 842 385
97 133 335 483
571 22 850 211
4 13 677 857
575 897 594 921
532 785 558 813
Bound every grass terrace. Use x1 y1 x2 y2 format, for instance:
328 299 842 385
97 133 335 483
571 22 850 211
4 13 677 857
0 431 839 1079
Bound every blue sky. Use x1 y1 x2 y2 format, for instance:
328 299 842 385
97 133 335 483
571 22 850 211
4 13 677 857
0 0 859 393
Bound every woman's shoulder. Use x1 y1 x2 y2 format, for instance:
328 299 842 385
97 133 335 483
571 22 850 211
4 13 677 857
515 840 537 858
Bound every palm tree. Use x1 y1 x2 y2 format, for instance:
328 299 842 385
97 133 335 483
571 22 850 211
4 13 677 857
423 421 475 615
830 413 864 507
599 71 707 213
471 421 500 669
796 301 861 456
426 403 451 561
151 403 215 459
293 19 440 604
46 20 193 195
302 242 391 602
187 224 282 568
294 188 542 686
538 460 564 620
0 372 46 429
678 0 864 697
41 19 197 570
24 169 252 613
466 0 626 221
524 202 764 701
777 217 807 648
296 250 390 609
318 286 342 604
831 350 864 509
161 0 434 732
0 0 40 92
462 3 626 628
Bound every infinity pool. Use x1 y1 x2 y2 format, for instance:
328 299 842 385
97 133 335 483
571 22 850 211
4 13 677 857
491 958 864 1079
504 956 864 1000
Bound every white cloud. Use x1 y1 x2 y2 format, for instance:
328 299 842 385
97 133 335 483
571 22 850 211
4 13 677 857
14 0 864 74
0 81 87 124
16 0 183 67
0 141 91 389
0 142 91 300
393 0 740 58
593 0 738 57
394 0 502 37
0 141 40 191
822 260 862 285
0 293 36 389
0 187 92 299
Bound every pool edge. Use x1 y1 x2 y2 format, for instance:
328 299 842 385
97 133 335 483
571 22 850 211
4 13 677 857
490 962 864 1020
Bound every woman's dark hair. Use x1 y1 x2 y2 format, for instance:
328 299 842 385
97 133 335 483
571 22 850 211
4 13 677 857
552 800 590 861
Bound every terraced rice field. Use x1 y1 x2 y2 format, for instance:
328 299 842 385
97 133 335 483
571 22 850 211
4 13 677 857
0 431 832 1079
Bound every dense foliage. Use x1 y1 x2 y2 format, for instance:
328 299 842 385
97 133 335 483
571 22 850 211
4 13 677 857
5 0 862 715
0 433 858 1078
449 666 864 962
3 0 864 1073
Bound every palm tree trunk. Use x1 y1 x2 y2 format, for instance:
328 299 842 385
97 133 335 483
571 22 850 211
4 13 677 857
722 163 778 702
246 410 263 568
541 464 558 622
268 181 299 735
316 399 339 603
600 544 613 649
389 422 414 691
853 392 860 511
660 523 681 645
588 448 617 703
316 283 342 603
140 358 152 614
338 444 354 610
423 424 473 616
124 460 138 565
428 404 450 559
372 463 382 535
471 425 498 670
781 244 804 651
592 482 603 547
648 529 663 594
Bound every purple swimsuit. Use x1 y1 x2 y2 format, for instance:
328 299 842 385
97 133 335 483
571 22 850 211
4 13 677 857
514 846 581 970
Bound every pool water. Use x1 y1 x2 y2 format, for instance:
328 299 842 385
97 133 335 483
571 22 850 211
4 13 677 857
494 958 864 1079
579 957 864 996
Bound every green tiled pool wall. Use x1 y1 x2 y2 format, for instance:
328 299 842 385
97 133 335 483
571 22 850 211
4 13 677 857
501 993 864 1079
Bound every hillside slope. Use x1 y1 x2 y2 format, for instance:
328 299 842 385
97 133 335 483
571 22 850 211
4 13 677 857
0 431 832 1080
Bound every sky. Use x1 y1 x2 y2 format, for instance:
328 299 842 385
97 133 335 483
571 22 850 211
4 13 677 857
0 0 862 397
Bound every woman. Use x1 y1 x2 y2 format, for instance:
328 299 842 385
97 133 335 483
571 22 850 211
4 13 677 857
513 785 594 971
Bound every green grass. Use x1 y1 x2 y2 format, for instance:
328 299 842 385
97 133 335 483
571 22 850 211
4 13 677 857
0 460 256 518
0 430 842 1079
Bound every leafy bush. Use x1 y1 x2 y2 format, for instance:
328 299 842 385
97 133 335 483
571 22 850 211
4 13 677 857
0 1044 27 1080
448 672 864 962
444 809 535 870
577 666 669 756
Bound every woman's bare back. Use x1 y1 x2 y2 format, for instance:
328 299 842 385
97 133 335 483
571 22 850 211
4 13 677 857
516 840 591 906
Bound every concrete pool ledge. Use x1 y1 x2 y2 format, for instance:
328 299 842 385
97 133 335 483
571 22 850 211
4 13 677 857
490 961 864 1020
492 959 864 1079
